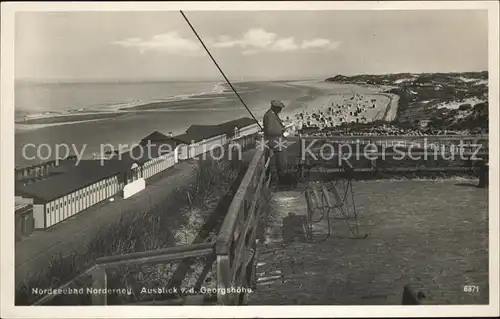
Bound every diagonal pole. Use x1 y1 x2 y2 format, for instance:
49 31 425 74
180 10 263 131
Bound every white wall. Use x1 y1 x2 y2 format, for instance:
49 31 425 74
141 152 176 180
176 134 228 161
33 204 44 229
41 175 121 229
240 124 260 136
191 134 227 159
174 146 180 163
177 144 189 160
123 178 146 199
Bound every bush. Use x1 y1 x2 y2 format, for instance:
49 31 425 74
474 102 488 113
458 104 472 111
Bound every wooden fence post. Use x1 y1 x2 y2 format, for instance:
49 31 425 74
477 160 488 188
91 266 107 305
216 254 232 305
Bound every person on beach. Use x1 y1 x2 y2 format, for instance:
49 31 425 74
263 100 288 182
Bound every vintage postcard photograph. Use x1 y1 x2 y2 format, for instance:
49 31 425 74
1 1 498 318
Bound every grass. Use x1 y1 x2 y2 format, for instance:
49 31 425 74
15 158 242 305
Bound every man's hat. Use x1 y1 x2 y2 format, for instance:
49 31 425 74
271 100 285 108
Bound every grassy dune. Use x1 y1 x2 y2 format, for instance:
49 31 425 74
324 71 488 134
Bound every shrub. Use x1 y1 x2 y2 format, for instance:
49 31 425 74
458 103 472 111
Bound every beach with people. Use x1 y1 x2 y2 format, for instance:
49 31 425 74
278 80 399 132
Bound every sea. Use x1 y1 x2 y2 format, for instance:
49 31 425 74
15 80 320 167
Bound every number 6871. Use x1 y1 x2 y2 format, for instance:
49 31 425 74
463 285 479 293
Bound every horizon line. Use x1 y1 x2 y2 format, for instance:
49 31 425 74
15 70 489 84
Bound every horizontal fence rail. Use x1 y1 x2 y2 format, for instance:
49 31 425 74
305 167 481 173
90 243 216 305
299 135 489 149
31 243 215 306
95 242 214 268
32 265 99 306
298 134 489 177
299 134 489 141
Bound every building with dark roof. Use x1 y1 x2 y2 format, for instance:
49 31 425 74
172 130 227 160
180 117 259 157
16 160 133 202
182 125 226 142
140 131 172 143
14 116 261 229
121 143 178 179
15 143 180 229
218 117 259 136
15 159 138 228
185 117 259 140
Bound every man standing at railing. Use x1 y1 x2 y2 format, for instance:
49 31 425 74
263 100 289 182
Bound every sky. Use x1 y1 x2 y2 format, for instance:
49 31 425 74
15 10 489 82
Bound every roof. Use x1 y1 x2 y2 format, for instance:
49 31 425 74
15 203 28 210
184 117 258 140
15 155 79 171
171 132 206 145
140 131 172 143
172 128 225 145
218 117 258 133
184 125 226 141
15 159 134 202
15 197 33 211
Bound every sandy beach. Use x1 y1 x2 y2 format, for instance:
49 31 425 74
281 80 400 130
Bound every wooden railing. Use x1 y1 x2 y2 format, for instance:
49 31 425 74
32 243 214 306
91 243 214 305
299 134 489 150
299 134 489 141
298 135 489 177
31 143 270 306
215 146 270 305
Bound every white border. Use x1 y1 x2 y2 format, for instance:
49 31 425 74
1 1 498 318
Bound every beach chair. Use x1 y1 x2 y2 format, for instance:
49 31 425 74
304 181 367 241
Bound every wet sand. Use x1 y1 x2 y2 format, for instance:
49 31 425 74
16 112 127 125
121 98 209 111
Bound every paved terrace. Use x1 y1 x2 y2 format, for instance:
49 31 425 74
248 179 489 305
